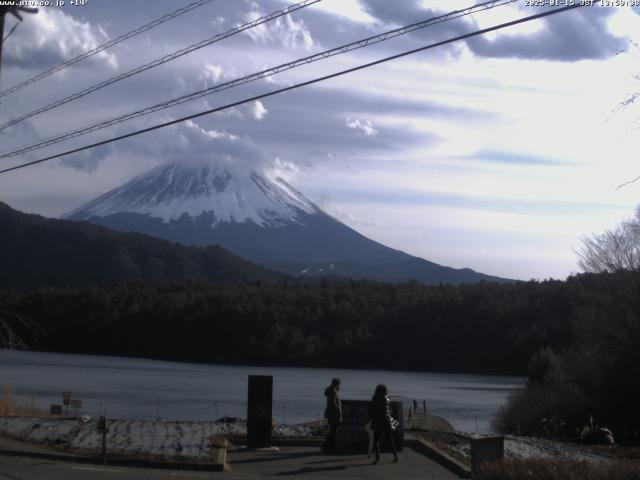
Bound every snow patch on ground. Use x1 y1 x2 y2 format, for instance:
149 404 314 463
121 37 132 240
0 416 319 461
0 417 221 462
449 434 611 462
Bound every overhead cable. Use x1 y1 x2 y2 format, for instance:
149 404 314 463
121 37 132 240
0 3 589 176
0 0 216 99
0 0 518 158
0 0 321 132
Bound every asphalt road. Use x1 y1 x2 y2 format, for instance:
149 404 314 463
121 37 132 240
0 455 218 480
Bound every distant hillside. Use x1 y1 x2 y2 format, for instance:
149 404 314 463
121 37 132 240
0 202 283 289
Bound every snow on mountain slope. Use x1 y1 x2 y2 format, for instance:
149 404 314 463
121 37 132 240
64 160 511 285
64 162 318 227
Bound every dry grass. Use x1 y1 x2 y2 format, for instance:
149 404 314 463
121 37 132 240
476 458 640 480
0 386 18 416
0 386 52 417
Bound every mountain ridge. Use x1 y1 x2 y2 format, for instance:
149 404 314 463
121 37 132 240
0 201 284 289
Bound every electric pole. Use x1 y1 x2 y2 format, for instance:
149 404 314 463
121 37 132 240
0 8 7 82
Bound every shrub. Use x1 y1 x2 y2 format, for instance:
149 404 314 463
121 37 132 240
493 383 596 437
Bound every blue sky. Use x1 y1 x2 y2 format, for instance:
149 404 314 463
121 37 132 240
1 0 640 280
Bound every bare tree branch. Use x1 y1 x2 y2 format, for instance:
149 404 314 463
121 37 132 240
577 207 640 273
0 311 42 350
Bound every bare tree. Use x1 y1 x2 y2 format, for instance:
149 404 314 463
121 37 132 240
577 207 640 273
0 311 41 350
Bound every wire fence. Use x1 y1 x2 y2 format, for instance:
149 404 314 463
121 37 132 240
3 388 493 436
2 389 325 426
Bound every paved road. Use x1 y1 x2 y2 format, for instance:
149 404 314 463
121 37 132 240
0 446 461 480
227 445 460 479
0 455 218 480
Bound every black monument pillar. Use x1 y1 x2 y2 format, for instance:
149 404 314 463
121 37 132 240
247 375 273 449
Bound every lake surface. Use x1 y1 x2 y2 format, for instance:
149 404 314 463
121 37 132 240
0 350 524 434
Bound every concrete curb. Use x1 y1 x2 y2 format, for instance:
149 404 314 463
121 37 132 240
406 437 471 478
0 447 227 472
225 436 325 449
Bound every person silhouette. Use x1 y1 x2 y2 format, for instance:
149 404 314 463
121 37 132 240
369 384 398 464
322 378 342 452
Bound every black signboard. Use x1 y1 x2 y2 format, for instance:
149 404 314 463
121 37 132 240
247 375 273 449
338 399 404 452
50 405 63 415
340 400 370 426
471 436 504 477
341 399 404 431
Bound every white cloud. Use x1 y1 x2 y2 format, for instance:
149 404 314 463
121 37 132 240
280 14 315 51
314 0 376 24
243 6 315 50
273 157 299 173
346 117 378 137
251 100 268 121
3 8 117 69
211 16 226 27
184 120 238 140
201 63 225 83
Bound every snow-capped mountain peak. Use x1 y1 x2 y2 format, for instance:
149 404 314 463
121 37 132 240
64 160 509 285
64 161 318 227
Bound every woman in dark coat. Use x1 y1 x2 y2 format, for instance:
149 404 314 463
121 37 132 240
369 384 398 464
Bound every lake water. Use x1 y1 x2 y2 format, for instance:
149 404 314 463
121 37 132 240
0 349 524 434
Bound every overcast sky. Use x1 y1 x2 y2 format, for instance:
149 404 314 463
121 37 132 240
1 0 640 280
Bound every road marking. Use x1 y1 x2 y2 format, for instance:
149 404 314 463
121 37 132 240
71 466 123 473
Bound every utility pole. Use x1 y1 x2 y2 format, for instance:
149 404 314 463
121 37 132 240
0 8 7 82
97 410 109 464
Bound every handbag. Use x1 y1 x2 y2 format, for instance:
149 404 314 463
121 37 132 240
390 417 399 430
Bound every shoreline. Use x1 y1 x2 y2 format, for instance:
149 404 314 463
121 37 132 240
1 349 524 436
1 347 530 378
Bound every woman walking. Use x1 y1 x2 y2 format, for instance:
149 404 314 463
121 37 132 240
369 384 398 464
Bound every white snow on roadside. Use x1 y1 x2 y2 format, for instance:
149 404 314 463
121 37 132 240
0 417 222 462
450 434 611 463
0 417 318 461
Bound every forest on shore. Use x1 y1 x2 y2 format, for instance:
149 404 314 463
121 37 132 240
3 269 639 440
3 276 578 374
0 276 576 374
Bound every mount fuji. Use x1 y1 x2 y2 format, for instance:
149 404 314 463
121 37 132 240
65 161 508 284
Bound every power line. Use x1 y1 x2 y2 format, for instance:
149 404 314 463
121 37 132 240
2 21 18 43
0 3 588 176
0 0 321 132
0 0 518 159
0 0 216 99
